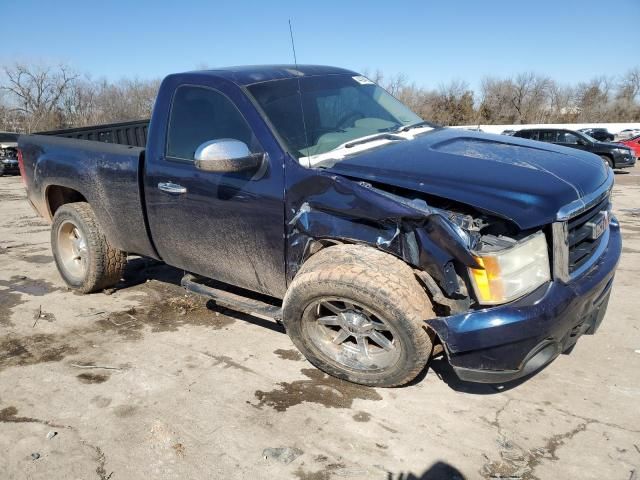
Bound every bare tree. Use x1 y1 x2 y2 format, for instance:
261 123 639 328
1 63 78 132
1 61 638 133
60 77 100 127
508 72 553 124
575 76 613 122
384 73 409 97
93 78 159 123
430 80 475 126
479 77 518 124
618 68 640 102
548 82 578 122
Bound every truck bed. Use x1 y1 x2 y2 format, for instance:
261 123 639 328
38 119 150 147
18 133 157 258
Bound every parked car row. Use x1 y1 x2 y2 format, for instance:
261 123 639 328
578 128 614 142
513 128 636 169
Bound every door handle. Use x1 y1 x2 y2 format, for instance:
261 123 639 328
158 182 187 194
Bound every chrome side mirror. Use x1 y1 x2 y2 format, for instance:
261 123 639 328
194 139 263 173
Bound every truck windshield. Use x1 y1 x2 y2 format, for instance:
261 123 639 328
247 75 423 160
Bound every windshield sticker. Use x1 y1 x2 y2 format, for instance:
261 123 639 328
352 76 375 85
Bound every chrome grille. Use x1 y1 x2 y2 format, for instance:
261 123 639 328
553 189 611 282
566 196 609 273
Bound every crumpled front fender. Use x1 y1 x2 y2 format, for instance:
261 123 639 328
285 167 479 298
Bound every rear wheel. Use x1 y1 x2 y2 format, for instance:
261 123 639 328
283 244 435 387
51 202 126 293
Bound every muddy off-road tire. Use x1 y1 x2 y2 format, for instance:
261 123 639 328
283 244 435 387
51 202 126 293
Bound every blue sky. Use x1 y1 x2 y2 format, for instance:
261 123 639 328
3 0 639 90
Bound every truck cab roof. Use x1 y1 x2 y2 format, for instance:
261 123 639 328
182 64 358 86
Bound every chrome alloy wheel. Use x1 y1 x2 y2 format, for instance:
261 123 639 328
302 298 401 371
56 220 88 282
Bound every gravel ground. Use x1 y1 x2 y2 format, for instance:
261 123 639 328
0 171 639 480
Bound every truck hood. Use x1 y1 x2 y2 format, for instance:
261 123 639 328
324 128 610 229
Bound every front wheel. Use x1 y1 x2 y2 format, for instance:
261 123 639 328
283 245 435 387
600 155 614 169
51 202 126 293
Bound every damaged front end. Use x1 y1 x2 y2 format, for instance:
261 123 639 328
285 171 518 316
285 161 621 384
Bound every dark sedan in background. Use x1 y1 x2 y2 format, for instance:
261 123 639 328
578 127 614 142
513 128 636 169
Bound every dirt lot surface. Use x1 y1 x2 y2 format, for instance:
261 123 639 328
1 172 639 480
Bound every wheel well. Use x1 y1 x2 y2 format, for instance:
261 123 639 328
295 241 447 356
46 185 87 219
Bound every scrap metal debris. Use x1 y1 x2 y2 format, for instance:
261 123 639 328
262 447 303 464
32 305 55 327
70 363 123 371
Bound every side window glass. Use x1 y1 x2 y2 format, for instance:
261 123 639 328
166 86 260 161
557 132 578 144
539 131 556 142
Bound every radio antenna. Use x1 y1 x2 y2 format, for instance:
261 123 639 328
288 19 298 66
288 19 310 160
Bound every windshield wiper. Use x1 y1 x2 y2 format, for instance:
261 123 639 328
397 120 438 133
343 132 407 149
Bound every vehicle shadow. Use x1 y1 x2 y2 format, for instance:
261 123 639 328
116 256 183 290
425 355 547 394
117 257 286 334
116 258 541 390
207 301 285 334
389 461 466 479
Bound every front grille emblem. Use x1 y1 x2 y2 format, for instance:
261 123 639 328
586 211 608 241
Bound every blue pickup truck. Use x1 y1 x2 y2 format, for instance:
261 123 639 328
17 65 621 387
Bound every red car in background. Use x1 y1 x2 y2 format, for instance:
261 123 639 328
619 135 640 159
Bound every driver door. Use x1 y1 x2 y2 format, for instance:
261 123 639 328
555 131 588 151
144 84 286 297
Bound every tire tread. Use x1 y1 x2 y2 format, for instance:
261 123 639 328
284 244 434 387
51 202 126 293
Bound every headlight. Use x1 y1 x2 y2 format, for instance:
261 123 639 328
612 148 630 156
468 231 550 305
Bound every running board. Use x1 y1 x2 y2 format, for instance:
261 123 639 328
181 274 282 322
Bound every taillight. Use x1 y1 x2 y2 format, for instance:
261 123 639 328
17 148 26 187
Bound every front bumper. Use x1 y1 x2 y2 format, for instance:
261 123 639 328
613 153 636 168
428 219 621 383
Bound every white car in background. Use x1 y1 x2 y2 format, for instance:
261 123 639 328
616 129 640 140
